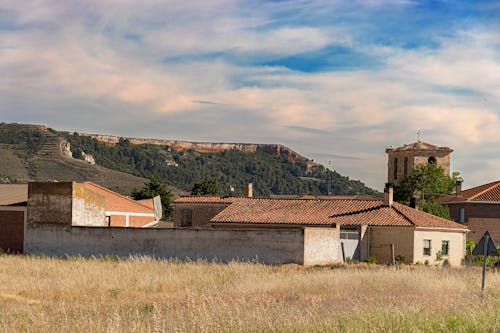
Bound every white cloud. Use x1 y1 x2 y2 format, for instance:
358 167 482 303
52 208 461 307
1 1 499 190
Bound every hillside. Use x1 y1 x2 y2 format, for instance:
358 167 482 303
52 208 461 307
60 130 379 197
0 123 164 195
0 123 379 197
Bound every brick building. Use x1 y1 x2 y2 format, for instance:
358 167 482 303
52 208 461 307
0 182 158 253
386 141 453 185
174 186 468 266
438 181 500 244
0 184 28 253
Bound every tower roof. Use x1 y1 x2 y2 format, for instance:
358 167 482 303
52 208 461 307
386 141 453 153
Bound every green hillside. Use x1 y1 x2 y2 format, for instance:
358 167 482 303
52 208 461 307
0 123 156 195
0 122 379 197
60 132 380 197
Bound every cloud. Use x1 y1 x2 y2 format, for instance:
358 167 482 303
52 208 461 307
0 0 499 190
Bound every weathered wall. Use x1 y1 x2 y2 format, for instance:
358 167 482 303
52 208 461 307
447 202 500 242
0 207 26 253
173 203 230 228
28 182 73 224
387 150 451 185
303 226 340 266
413 229 466 266
72 183 106 226
370 227 415 264
25 224 312 264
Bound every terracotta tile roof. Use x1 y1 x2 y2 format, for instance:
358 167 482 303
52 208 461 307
210 197 467 230
329 202 466 229
81 182 153 213
438 181 500 203
211 198 382 225
175 196 238 204
0 184 28 206
386 141 452 153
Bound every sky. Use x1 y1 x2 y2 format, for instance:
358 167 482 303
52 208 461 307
1 1 499 190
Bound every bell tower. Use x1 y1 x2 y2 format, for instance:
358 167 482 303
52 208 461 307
386 141 453 185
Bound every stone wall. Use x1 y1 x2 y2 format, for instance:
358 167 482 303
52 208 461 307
447 202 500 242
24 223 342 265
370 226 415 264
173 202 230 228
387 149 451 185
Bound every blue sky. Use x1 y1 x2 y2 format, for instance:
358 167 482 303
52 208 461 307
1 0 499 190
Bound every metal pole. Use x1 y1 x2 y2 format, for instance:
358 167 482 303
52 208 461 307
481 235 489 295
341 242 346 263
391 244 395 265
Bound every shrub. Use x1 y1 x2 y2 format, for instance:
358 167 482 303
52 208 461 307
367 256 377 264
395 254 406 264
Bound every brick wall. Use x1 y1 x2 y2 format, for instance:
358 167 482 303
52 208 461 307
370 226 414 264
387 149 450 185
173 203 230 228
447 202 500 242
0 208 26 253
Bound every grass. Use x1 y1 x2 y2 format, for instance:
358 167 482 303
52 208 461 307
1 255 499 332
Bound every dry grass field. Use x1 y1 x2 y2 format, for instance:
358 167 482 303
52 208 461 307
1 255 499 332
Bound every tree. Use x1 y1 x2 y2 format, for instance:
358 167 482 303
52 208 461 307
394 164 461 219
131 177 173 221
191 177 221 195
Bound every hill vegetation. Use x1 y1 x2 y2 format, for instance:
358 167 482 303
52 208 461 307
0 123 152 194
60 131 379 197
0 122 379 197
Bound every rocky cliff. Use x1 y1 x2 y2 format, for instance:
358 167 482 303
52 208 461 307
77 133 309 163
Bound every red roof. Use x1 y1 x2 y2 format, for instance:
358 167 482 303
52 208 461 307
210 197 466 229
174 196 238 204
81 182 153 213
386 141 453 153
438 181 500 203
329 202 465 229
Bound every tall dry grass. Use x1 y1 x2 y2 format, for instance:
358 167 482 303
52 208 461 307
0 255 499 332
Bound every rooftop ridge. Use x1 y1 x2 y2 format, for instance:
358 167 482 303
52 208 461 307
465 181 500 200
82 181 153 211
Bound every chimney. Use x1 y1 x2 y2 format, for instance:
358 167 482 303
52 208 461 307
244 183 253 197
456 180 462 196
383 183 393 207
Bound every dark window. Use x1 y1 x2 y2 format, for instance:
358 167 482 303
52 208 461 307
394 158 398 180
181 209 193 227
404 157 408 177
340 231 359 240
459 208 465 223
442 241 449 256
106 216 111 227
423 239 431 256
428 156 437 164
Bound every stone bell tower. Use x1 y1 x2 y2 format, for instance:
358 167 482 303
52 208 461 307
386 141 453 186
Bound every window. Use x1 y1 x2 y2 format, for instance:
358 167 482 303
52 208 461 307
442 241 449 256
428 156 437 164
404 157 408 177
181 209 193 227
459 208 465 223
423 239 431 256
394 158 398 180
106 216 111 227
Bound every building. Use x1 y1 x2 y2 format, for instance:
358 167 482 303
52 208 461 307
0 184 28 253
80 182 158 227
386 141 453 185
438 181 500 244
174 185 468 266
0 181 158 253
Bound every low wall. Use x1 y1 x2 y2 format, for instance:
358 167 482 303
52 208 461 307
25 223 315 265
